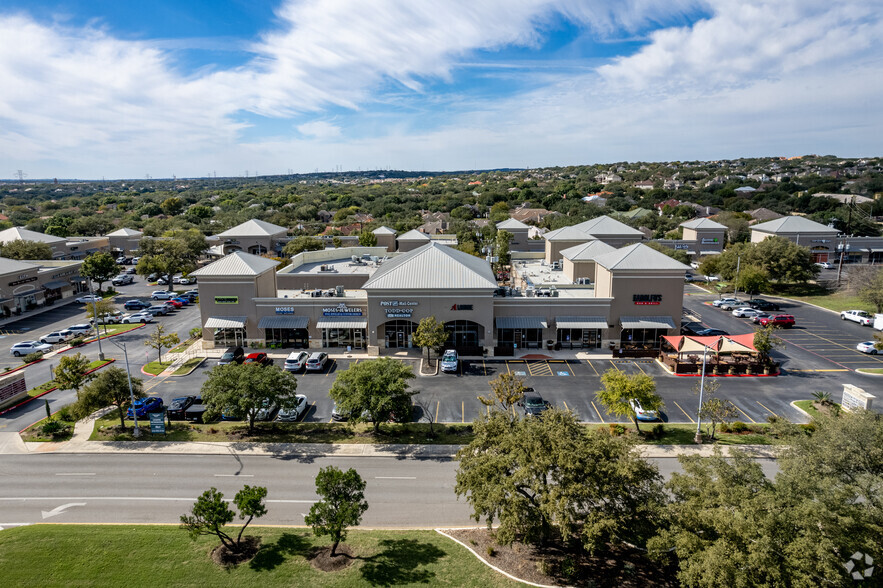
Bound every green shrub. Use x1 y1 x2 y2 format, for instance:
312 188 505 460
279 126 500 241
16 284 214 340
731 421 748 433
22 352 44 364
719 423 732 433
57 405 75 422
560 556 577 581
69 336 85 347
485 545 495 557
800 423 816 434
40 420 70 438
608 423 626 436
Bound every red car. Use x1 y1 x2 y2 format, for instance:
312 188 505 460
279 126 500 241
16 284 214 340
758 314 795 328
243 352 273 367
165 299 183 308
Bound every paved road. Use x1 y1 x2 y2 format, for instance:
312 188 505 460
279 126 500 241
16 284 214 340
0 454 779 528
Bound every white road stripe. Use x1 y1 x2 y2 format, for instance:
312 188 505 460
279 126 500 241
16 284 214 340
374 476 416 480
55 473 96 476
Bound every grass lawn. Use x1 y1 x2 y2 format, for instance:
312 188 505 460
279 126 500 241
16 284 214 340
169 339 195 353
90 323 144 338
28 359 110 397
0 525 520 588
588 423 776 445
173 357 204 375
143 360 172 375
793 399 841 420
766 284 874 314
856 368 883 375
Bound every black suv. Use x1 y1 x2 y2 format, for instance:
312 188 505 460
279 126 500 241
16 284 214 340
747 298 781 312
167 396 196 420
218 346 244 366
184 398 207 423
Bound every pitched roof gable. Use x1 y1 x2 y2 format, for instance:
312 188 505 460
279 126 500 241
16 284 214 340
593 243 691 271
190 251 279 277
363 242 496 290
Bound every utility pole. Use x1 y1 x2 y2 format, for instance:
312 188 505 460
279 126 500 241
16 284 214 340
15 170 25 184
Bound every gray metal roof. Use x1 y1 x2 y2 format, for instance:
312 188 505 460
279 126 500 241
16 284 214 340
106 227 143 237
543 226 595 242
572 215 644 237
593 243 691 271
496 218 530 230
191 251 280 277
363 242 497 290
258 316 309 329
372 226 397 235
0 227 66 244
680 218 726 230
556 316 608 329
620 316 676 329
495 316 548 329
0 257 37 275
316 316 368 329
215 219 288 238
205 316 247 328
559 240 616 261
751 216 836 234
396 229 431 242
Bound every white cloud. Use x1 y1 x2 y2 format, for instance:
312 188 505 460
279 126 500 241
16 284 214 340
296 120 341 139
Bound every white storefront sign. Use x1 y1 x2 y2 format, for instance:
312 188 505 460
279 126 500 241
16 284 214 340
841 384 875 412
382 299 418 319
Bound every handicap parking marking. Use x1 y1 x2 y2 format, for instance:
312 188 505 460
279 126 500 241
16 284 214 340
526 361 553 376
513 370 527 376
548 359 574 376
556 371 570 376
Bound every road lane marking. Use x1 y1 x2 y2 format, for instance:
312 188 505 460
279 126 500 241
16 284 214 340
374 476 416 480
673 401 694 423
55 473 95 476
732 404 757 424
756 401 779 418
42 503 86 519
591 401 605 424
562 401 569 411
435 401 439 423
214 474 254 477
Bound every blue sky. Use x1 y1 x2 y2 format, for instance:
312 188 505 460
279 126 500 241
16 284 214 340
0 0 880 179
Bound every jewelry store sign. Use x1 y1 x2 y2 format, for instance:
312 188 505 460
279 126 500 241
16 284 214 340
381 299 418 318
322 303 363 317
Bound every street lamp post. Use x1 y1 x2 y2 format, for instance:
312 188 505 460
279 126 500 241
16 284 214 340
86 279 105 361
837 241 850 286
108 338 140 438
733 255 742 300
694 344 709 444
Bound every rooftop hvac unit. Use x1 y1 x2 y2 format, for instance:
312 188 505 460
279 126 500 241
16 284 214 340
336 285 345 297
362 253 372 260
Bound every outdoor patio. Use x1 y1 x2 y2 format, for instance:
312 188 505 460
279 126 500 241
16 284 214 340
659 334 777 376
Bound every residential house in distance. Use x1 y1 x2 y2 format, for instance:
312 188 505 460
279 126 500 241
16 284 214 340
634 180 655 190
747 208 783 223
510 204 560 224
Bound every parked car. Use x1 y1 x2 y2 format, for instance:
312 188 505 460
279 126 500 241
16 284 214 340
126 396 163 418
111 274 133 286
90 310 124 325
816 261 835 270
218 346 245 366
254 399 279 421
121 312 153 324
680 322 704 336
221 405 242 421
747 298 781 311
115 256 127 264
519 390 551 417
171 297 190 306
131 256 141 264
856 341 879 355
173 276 193 285
165 299 183 309
147 273 158 281
243 352 272 366
125 267 137 274
66 324 94 336
331 401 350 422
305 352 329 372
706 275 720 282
151 290 173 300
731 307 760 318
690 261 701 270
841 310 874 326
184 398 207 423
10 341 52 356
167 396 196 420
695 328 729 337
156 277 169 286
630 399 658 421
39 330 74 344
719 299 745 311
684 273 696 282
145 305 170 316
124 299 151 310
757 314 795 328
752 312 771 324
283 351 310 372
712 297 739 308
276 395 308 422
440 349 459 373
74 294 101 303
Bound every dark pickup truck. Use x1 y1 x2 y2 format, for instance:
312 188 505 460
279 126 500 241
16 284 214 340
184 399 207 423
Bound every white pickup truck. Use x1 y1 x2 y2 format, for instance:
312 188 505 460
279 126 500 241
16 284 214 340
841 310 873 326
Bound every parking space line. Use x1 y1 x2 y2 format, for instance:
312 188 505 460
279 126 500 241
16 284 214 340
482 359 488 376
673 401 694 423
591 401 605 424
756 401 778 418
609 361 622 372
562 401 569 411
632 361 646 375
733 404 757 424
435 401 439 423
461 401 464 423
325 359 336 377
586 360 599 376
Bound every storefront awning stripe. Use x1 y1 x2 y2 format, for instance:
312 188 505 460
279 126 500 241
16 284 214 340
316 317 367 329
495 316 548 329
258 316 308 329
620 316 676 330
205 316 247 329
556 316 608 329
866 248 883 253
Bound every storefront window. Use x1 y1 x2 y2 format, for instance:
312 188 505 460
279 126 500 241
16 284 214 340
556 328 601 349
496 327 542 349
383 320 417 348
445 320 484 354
264 328 308 349
214 328 245 347
322 328 366 349
620 328 665 349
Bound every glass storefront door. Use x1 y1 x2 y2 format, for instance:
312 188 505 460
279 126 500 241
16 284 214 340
556 328 601 349
383 320 417 348
214 328 245 347
322 328 366 349
264 328 308 349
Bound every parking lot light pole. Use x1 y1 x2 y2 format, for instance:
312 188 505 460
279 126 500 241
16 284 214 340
87 280 105 361
108 338 140 438
694 344 709 444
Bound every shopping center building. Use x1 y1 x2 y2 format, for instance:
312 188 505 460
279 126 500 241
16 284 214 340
191 233 691 356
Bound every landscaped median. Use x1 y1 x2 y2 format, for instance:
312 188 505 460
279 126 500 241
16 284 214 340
0 525 519 588
141 357 204 376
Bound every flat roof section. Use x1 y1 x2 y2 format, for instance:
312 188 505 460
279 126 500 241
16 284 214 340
286 257 381 278
275 289 368 300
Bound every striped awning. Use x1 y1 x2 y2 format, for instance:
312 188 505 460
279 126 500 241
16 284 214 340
316 316 367 329
204 316 247 329
620 316 676 330
258 316 309 329
556 316 608 329
495 316 548 329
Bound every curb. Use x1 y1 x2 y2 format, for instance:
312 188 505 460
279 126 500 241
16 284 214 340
1 357 45 376
57 323 147 354
419 356 439 377
0 359 115 417
168 357 206 377
855 368 883 377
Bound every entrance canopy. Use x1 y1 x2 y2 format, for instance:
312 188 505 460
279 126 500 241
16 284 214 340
620 316 676 330
495 316 547 329
556 316 608 329
317 316 368 329
205 316 247 329
258 316 309 329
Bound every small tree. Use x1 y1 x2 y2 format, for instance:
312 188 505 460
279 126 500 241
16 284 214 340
411 316 448 363
736 264 770 295
478 373 527 416
282 236 324 257
304 466 368 557
699 398 739 441
753 324 784 366
596 369 664 433
0 240 53 260
201 363 299 434
189 327 202 340
81 251 119 293
85 298 118 335
54 352 93 401
180 485 268 554
329 358 416 434
78 366 144 429
358 231 377 247
144 324 180 365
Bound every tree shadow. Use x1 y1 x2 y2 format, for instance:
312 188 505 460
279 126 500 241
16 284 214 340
249 532 311 572
359 538 446 586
